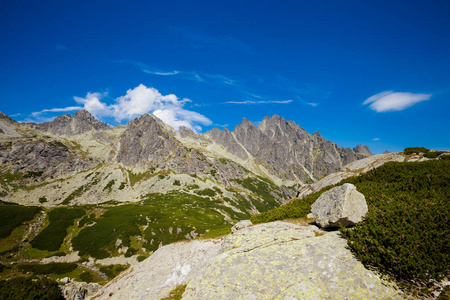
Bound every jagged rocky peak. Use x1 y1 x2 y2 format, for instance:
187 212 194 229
0 111 21 137
116 113 182 166
179 126 196 138
353 144 373 157
206 127 248 160
38 110 110 136
0 111 18 125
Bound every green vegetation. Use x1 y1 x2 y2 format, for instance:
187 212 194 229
0 204 40 238
103 179 115 192
72 191 246 258
403 146 447 158
18 262 78 275
250 188 327 224
99 264 129 279
31 208 85 251
61 179 98 205
161 284 187 300
173 180 181 186
0 277 63 300
340 160 449 294
39 197 47 204
234 177 280 209
197 188 216 197
251 158 450 296
118 182 127 190
79 271 94 283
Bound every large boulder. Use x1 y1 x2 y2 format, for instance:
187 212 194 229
311 183 368 228
183 221 403 299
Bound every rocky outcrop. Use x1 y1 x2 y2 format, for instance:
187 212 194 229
89 239 223 300
231 220 252 233
206 127 248 160
0 111 21 137
232 115 370 182
0 139 97 178
354 144 373 158
297 152 407 198
38 110 110 135
311 183 368 228
61 280 99 300
183 221 403 299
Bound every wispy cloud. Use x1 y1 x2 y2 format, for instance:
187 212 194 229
31 106 82 117
363 91 432 112
55 43 68 50
306 102 319 107
168 26 251 54
32 85 212 132
225 99 293 105
118 59 233 85
373 138 380 141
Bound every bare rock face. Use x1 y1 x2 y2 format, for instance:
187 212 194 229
231 220 252 233
61 281 99 300
232 115 369 182
90 239 222 300
38 110 110 135
311 183 368 228
354 144 373 158
0 139 97 178
183 222 403 299
206 127 248 160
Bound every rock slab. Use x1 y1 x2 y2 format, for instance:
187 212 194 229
183 221 403 300
88 239 222 300
311 183 368 228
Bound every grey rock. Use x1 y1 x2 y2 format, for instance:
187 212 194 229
354 144 373 158
90 239 222 300
37 110 110 135
311 183 368 228
183 222 403 300
231 220 252 233
61 281 99 300
206 127 248 160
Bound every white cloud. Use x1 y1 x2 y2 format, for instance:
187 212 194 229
373 138 380 141
306 102 319 107
31 106 83 117
225 99 293 105
73 84 211 132
363 91 431 112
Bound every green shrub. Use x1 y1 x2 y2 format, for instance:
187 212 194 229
18 262 78 275
103 180 115 192
0 205 41 238
403 147 429 154
39 197 48 204
118 182 126 190
161 284 187 300
0 277 63 300
79 271 94 283
31 208 85 251
173 180 181 186
99 264 129 279
196 188 216 197
137 255 147 262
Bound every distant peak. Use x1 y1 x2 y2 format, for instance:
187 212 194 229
73 109 94 119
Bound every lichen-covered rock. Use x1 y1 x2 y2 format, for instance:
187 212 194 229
88 239 222 300
231 220 252 233
61 281 99 300
183 221 404 300
311 183 368 228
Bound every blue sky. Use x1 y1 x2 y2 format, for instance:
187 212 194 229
1 0 449 153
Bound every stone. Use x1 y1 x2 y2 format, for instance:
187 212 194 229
231 220 252 233
311 183 368 228
61 281 99 300
89 239 222 300
183 222 403 299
